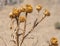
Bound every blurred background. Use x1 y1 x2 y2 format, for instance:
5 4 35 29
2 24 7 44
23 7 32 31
0 0 60 46
0 0 24 9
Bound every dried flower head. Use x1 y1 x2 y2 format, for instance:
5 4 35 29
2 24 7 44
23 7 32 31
19 16 26 22
50 37 58 45
12 8 20 17
26 7 33 13
36 4 42 11
19 7 26 12
44 9 50 16
25 4 33 13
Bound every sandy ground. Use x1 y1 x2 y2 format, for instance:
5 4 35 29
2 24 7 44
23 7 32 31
0 0 60 46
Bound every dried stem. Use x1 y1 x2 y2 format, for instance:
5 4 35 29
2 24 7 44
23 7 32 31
15 17 20 46
20 15 46 45
14 23 31 32
34 15 46 27
10 17 20 46
20 12 28 46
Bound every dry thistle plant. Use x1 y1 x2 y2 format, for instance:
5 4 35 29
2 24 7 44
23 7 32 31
9 4 50 46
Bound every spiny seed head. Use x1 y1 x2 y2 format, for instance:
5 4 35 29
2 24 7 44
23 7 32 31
50 37 58 44
25 4 33 13
44 9 50 16
36 4 42 11
12 8 20 17
19 16 26 22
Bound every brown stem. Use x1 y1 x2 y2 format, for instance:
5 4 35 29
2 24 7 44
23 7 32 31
20 12 28 46
20 15 46 45
16 18 19 46
14 23 31 32
35 15 46 27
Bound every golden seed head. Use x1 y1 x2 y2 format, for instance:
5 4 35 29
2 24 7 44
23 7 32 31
44 9 50 16
12 8 20 17
36 4 42 11
26 7 33 13
19 16 26 22
25 4 33 13
50 37 58 44
19 7 26 12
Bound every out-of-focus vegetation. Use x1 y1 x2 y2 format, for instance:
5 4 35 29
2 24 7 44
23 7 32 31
55 22 60 29
0 0 24 9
